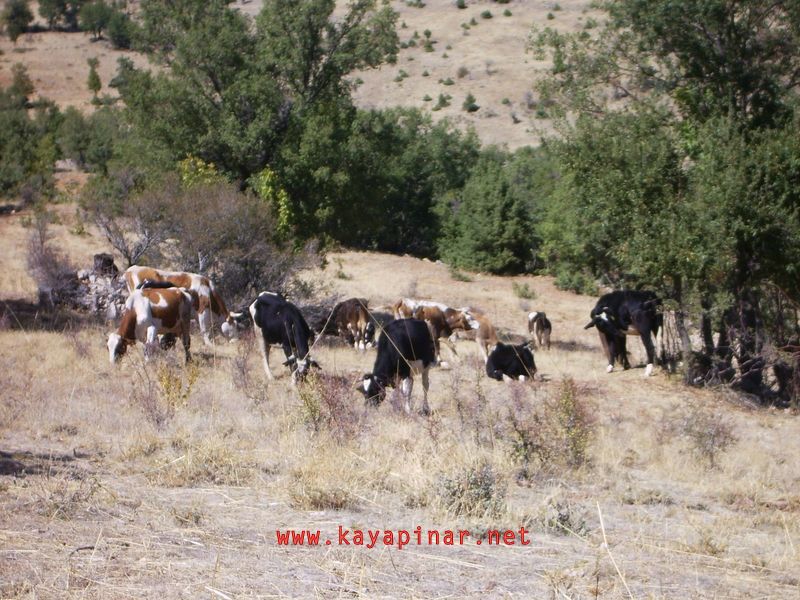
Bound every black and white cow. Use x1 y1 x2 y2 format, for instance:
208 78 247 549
356 318 436 415
486 342 537 382
584 290 662 376
249 291 319 382
527 311 552 350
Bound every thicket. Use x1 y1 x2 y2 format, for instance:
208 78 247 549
531 0 800 403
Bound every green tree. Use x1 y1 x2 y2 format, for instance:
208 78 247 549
438 148 543 273
2 0 33 42
107 8 133 49
79 0 113 39
530 0 800 128
87 57 101 97
38 0 66 29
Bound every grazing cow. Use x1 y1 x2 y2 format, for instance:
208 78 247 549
463 309 499 363
321 298 372 350
584 290 662 376
107 287 193 364
123 265 240 345
249 291 319 381
527 311 552 350
486 342 537 382
411 305 470 366
356 319 436 415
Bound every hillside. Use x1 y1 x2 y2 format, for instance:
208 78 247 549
0 0 595 147
1 207 799 597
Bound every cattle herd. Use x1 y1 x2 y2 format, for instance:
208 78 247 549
107 266 663 414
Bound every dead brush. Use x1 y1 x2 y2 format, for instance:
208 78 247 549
1 364 36 429
435 459 507 519
29 472 101 520
148 433 257 487
503 377 595 478
668 405 738 469
229 332 269 403
297 371 364 441
451 363 501 448
287 445 364 510
128 353 199 429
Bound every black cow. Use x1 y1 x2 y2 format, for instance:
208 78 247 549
136 279 177 290
486 342 537 381
248 291 319 382
356 319 436 415
584 290 662 376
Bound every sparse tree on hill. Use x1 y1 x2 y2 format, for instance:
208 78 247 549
1 0 34 43
79 0 113 39
87 57 102 97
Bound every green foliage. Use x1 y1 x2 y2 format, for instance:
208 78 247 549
107 8 133 49
2 0 33 42
481 10 492 19
79 0 113 39
462 92 479 112
87 57 101 96
437 147 547 274
0 69 62 198
56 105 123 173
249 166 292 236
456 0 466 8
512 281 536 300
431 93 450 110
38 0 84 30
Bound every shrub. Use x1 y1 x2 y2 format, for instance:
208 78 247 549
503 9 512 16
481 10 493 19
1 0 33 43
504 378 596 477
436 460 506 518
422 94 432 101
432 93 451 111
456 0 467 8
501 97 511 105
128 354 199 429
462 92 479 112
79 0 113 39
107 9 133 49
457 65 469 78
512 281 536 299
297 372 363 441
672 407 738 468
547 12 555 20
553 268 598 296
441 77 455 86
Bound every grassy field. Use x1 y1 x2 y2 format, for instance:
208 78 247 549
1 210 799 598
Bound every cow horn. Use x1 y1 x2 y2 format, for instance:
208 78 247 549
584 320 596 329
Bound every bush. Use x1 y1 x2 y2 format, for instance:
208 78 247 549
462 92 479 112
107 9 133 49
512 281 536 299
553 268 598 296
504 378 596 478
436 460 506 518
79 1 113 39
1 0 33 43
456 0 467 8
457 65 469 78
481 10 493 19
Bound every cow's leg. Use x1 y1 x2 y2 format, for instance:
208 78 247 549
476 338 489 363
640 331 656 376
198 309 213 346
544 330 551 350
181 328 192 363
599 331 614 372
145 325 158 361
255 332 273 380
619 336 631 369
400 377 414 414
420 369 431 416
502 374 514 382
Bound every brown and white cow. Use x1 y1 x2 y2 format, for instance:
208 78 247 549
411 305 473 366
527 311 552 350
107 287 193 363
123 265 239 345
328 298 371 350
463 308 499 363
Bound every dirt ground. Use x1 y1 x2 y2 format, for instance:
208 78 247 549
1 210 799 598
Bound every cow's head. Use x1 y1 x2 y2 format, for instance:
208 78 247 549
107 332 129 364
222 311 247 340
364 321 377 348
356 374 385 405
284 354 321 382
446 310 473 332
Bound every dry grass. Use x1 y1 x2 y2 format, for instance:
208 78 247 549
1 220 800 596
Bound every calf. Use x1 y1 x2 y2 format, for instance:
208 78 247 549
249 291 319 381
124 265 240 345
584 290 662 376
486 342 537 382
527 311 552 350
107 287 193 364
356 319 436 415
